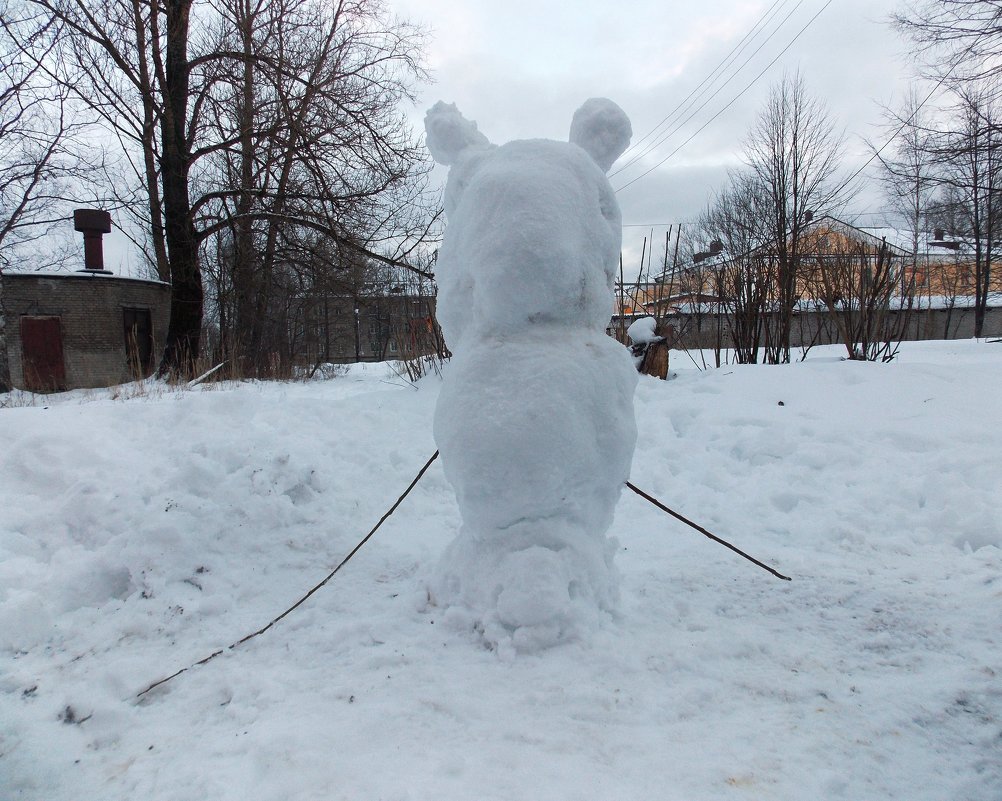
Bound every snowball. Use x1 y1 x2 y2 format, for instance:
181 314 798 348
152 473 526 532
424 101 492 166
568 98 632 173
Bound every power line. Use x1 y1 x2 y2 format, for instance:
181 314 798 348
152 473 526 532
613 0 807 178
614 0 834 194
816 56 966 211
616 0 791 167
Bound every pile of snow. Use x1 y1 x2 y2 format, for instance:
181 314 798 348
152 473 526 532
626 316 659 346
626 316 663 368
1 342 1001 800
425 99 637 651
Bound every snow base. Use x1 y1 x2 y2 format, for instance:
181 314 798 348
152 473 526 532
431 334 636 652
432 524 621 654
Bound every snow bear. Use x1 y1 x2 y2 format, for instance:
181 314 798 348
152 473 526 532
425 99 638 652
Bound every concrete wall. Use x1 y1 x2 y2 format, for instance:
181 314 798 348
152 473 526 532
3 272 170 390
613 304 1002 352
295 293 442 364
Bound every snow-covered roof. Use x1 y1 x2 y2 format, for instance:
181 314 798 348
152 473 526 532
907 293 1002 310
856 226 978 258
2 270 168 286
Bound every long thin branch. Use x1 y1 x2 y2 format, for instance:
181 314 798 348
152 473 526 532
135 449 440 700
625 480 792 581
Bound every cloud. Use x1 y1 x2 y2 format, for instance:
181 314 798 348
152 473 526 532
404 0 917 230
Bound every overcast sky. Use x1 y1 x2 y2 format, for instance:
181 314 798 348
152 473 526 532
91 0 921 276
394 0 919 269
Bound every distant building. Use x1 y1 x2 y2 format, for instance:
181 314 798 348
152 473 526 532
610 215 1002 345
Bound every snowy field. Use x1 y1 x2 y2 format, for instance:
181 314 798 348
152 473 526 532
2 340 1001 801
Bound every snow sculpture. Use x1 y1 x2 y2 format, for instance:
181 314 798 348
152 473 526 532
425 98 638 652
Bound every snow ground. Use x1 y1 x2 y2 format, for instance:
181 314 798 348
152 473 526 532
1 341 1000 800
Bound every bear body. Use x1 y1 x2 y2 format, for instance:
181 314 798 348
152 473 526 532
425 99 638 651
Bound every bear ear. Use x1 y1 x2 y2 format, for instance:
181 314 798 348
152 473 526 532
424 101 492 166
569 98 632 173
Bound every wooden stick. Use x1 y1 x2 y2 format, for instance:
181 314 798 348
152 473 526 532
624 481 792 581
135 451 441 699
186 361 228 388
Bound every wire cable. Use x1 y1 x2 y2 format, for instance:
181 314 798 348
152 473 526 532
614 0 834 194
617 0 792 165
613 0 807 177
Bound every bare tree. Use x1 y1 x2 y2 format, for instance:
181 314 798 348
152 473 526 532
14 0 205 374
16 0 435 379
809 236 913 361
695 171 774 363
924 82 1002 336
871 88 938 277
893 0 1002 84
744 71 848 363
191 0 436 376
0 9 97 391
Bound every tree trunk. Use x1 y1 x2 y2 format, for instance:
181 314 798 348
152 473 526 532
129 0 171 283
230 0 258 374
639 339 670 379
158 0 203 378
0 274 11 393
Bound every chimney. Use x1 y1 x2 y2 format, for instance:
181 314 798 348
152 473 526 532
73 209 113 274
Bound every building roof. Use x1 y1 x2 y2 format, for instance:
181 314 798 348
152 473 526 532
855 225 980 258
654 214 916 283
2 270 169 287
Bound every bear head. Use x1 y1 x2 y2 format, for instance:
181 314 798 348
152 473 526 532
425 99 632 347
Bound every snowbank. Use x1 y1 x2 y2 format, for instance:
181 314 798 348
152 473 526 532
1 342 1000 800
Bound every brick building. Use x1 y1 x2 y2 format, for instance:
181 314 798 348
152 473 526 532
2 272 170 391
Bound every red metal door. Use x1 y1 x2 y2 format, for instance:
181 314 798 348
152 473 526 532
20 316 66 392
